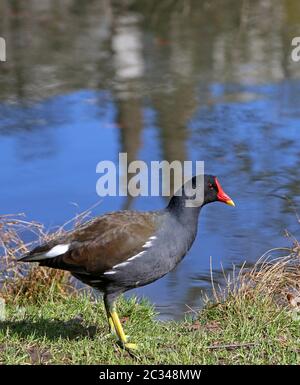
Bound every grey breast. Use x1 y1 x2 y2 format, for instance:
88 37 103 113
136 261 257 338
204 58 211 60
105 213 198 289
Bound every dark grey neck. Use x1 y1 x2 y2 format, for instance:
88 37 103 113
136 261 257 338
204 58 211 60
166 195 202 228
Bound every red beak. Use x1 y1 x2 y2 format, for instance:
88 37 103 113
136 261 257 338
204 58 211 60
215 177 235 206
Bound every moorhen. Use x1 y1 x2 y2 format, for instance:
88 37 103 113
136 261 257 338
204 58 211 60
20 175 234 350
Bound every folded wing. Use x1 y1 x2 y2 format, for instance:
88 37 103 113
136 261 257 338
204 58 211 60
19 211 159 275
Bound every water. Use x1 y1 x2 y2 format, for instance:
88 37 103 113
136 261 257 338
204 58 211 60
1 0 300 320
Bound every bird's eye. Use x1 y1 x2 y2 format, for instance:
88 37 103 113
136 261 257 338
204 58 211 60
208 183 214 190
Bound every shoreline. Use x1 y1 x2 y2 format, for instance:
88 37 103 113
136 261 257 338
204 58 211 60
0 215 299 364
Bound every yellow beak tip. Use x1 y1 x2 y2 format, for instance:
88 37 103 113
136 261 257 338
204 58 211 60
226 200 235 207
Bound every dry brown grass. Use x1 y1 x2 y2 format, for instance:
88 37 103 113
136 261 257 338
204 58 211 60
210 239 300 311
0 206 100 304
0 214 71 303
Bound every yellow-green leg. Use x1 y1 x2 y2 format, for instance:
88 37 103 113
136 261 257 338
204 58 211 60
104 294 137 350
104 298 116 335
108 316 115 334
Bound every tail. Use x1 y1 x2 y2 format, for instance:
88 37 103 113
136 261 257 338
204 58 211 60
19 243 70 262
18 241 86 274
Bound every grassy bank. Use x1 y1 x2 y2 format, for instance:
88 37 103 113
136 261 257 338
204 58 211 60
1 286 299 364
0 215 300 364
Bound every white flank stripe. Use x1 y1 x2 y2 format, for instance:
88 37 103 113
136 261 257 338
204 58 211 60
104 235 157 272
45 244 70 258
113 261 130 269
127 251 146 261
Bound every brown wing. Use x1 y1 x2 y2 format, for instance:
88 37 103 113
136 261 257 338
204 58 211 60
24 211 160 274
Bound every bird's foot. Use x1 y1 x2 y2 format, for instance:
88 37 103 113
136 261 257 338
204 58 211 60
124 342 138 351
117 340 138 351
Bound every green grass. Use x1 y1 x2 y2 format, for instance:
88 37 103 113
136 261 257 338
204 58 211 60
1 214 299 364
0 293 299 364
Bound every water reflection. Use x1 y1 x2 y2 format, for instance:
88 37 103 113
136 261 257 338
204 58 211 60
1 0 300 319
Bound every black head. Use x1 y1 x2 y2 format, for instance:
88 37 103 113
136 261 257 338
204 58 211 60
201 174 235 206
168 174 235 211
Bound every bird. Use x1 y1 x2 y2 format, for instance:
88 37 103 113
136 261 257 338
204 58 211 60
19 174 234 350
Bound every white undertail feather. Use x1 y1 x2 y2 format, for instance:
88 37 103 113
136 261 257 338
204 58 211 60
28 244 70 261
45 244 70 257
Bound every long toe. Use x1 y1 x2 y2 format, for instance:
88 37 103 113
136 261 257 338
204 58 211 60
124 342 138 351
116 340 139 351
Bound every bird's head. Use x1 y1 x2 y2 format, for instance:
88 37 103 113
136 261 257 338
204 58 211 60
202 174 235 207
178 174 235 208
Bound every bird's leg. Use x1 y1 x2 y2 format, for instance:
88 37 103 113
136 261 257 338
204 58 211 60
110 310 128 343
108 317 116 335
103 294 137 350
104 296 116 335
